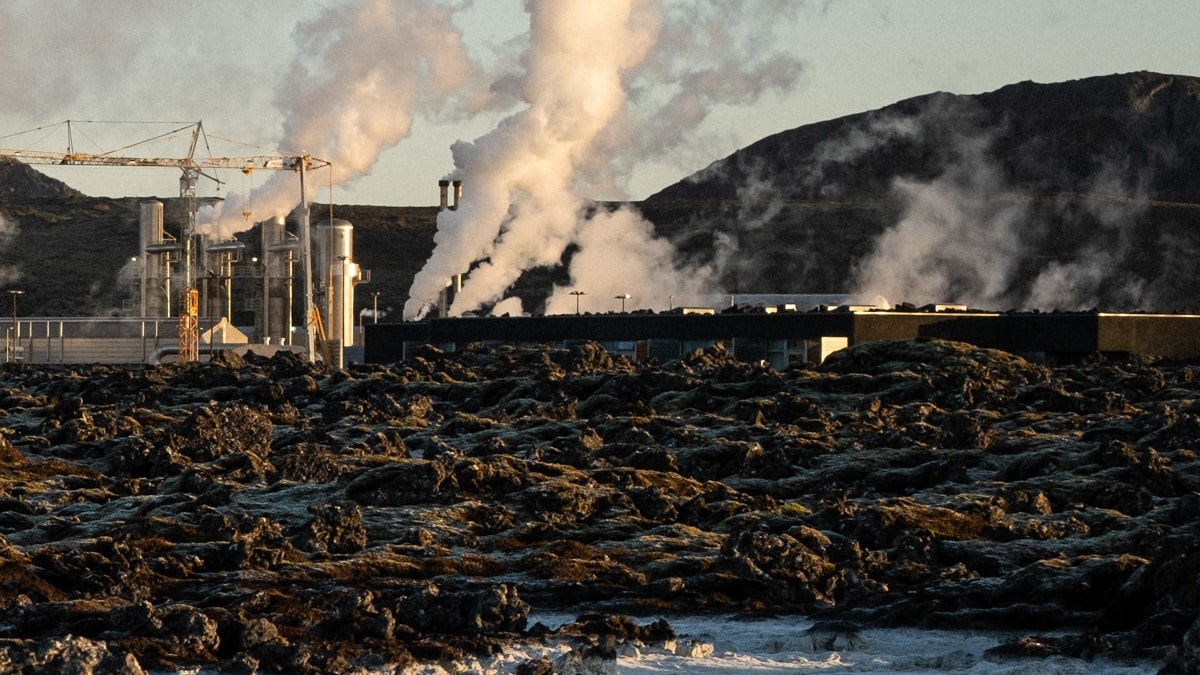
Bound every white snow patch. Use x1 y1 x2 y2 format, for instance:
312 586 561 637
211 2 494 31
151 614 1164 674
482 613 1163 675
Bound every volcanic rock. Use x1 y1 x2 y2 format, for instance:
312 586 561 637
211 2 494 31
0 339 1197 671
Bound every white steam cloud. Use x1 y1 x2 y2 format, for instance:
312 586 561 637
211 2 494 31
3 0 808 317
1024 168 1152 310
851 131 1030 309
845 98 1156 311
199 0 482 239
405 0 804 319
407 0 658 318
544 206 718 315
0 214 20 286
592 0 809 194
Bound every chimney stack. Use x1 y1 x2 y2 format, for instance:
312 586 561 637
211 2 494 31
438 180 450 211
452 180 463 210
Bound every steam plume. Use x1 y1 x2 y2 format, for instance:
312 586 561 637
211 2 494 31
199 0 480 239
0 214 20 286
543 206 718 314
408 0 657 318
851 131 1029 309
405 0 804 318
843 97 1157 311
1025 170 1152 310
599 0 808 189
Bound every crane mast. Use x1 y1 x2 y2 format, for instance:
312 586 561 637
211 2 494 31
0 121 329 363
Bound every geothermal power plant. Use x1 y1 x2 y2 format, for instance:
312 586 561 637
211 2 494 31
6 202 368 368
7 174 1200 370
4 145 1200 369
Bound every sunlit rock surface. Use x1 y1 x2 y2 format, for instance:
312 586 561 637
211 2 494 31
0 340 1196 673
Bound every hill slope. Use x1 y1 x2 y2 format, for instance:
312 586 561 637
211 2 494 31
2 72 1200 317
641 71 1200 311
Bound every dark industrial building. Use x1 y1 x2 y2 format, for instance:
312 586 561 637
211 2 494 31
363 308 1200 367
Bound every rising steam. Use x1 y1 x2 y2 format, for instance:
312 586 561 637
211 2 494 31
1024 169 1153 310
199 0 481 239
0 214 20 286
405 0 658 318
851 129 1030 309
840 96 1157 312
404 0 804 318
543 205 718 315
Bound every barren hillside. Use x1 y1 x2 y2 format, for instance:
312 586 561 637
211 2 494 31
2 72 1200 317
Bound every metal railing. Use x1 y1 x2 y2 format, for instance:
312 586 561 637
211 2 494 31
5 317 188 364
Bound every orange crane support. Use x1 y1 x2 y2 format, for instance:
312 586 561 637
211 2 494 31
309 305 331 364
178 289 199 363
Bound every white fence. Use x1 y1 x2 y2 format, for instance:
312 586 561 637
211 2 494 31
6 318 212 364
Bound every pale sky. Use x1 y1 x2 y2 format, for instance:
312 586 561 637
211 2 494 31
0 0 1196 208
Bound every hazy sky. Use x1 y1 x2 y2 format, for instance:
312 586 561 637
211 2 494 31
0 0 1196 208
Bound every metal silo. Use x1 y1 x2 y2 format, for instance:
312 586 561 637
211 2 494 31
315 219 362 352
139 200 181 318
261 216 297 345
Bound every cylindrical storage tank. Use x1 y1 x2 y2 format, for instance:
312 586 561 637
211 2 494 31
205 240 245 321
262 216 296 345
139 200 164 251
315 219 359 349
138 201 167 318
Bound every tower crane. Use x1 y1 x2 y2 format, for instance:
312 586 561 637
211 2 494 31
0 121 330 363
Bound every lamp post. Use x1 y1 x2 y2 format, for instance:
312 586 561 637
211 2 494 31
615 293 630 312
8 290 22 363
9 289 21 329
333 255 349 367
569 290 585 315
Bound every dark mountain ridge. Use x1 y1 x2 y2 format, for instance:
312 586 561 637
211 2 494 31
2 72 1199 317
0 158 85 201
651 72 1200 202
642 71 1200 310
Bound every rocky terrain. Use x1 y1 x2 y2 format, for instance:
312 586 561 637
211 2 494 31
0 338 1198 673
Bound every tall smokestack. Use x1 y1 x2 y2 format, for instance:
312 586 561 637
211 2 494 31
452 180 463 210
438 180 450 211
138 200 172 318
261 215 297 345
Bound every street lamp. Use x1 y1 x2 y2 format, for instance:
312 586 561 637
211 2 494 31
569 290 586 315
615 293 630 312
9 289 22 326
8 290 22 363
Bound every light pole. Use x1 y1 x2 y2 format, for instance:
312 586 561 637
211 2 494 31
8 290 22 363
333 255 349 367
570 290 585 315
615 293 630 312
9 289 21 329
